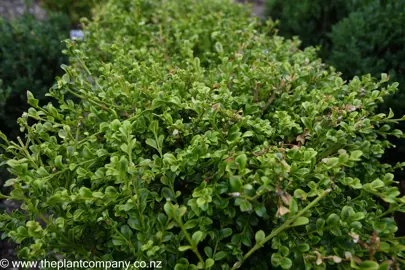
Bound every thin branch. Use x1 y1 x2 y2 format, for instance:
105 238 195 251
261 92 276 114
231 189 331 270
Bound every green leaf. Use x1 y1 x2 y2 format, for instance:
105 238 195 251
324 157 339 168
291 217 309 227
215 42 223 53
280 257 292 269
255 204 267 217
383 173 394 182
128 218 142 230
120 225 133 238
229 176 242 192
350 150 363 161
381 73 389 82
119 156 128 175
301 117 312 129
219 228 233 239
297 244 310 252
54 155 63 169
391 129 403 138
205 259 214 268
79 187 92 199
239 200 252 212
58 129 67 139
326 213 340 226
27 91 39 107
370 179 384 189
76 167 87 176
105 186 118 196
176 206 187 217
178 246 192 252
271 253 282 267
10 189 25 200
330 227 342 236
204 246 213 258
235 154 247 170
184 220 198 230
242 131 254 137
289 198 298 215
112 239 125 246
164 202 175 217
146 138 158 150
192 231 203 245
255 230 265 242
149 120 159 135
0 130 8 143
316 218 325 230
36 167 49 177
294 189 307 200
214 251 226 261
110 119 121 131
73 209 85 220
378 261 392 270
359 260 379 270
341 206 355 221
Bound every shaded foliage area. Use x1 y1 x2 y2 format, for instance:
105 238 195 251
266 0 405 236
328 0 405 227
40 0 105 26
0 12 69 139
265 0 370 57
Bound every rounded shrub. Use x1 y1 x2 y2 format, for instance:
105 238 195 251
265 0 370 56
1 0 405 269
329 0 405 111
0 12 70 139
329 0 405 205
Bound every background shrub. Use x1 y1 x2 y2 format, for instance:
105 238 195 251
329 0 405 111
328 0 405 222
265 0 369 57
0 12 69 139
40 0 104 26
266 0 405 235
1 0 405 269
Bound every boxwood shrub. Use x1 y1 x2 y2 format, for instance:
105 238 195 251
329 0 405 112
0 12 70 139
1 0 405 269
328 0 405 218
264 0 368 57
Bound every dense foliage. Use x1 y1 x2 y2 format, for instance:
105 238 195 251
0 12 69 139
328 0 405 222
265 0 405 235
329 0 405 111
265 0 369 56
1 0 405 269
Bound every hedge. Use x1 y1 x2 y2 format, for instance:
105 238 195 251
1 0 405 269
